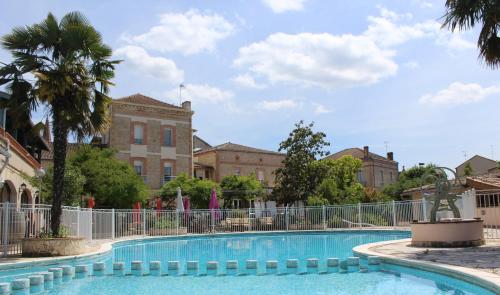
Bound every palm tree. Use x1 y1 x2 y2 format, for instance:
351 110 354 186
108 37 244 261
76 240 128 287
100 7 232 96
442 0 500 68
0 12 119 236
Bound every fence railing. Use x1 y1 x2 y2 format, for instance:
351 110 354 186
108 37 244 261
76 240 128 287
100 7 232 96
1 193 498 257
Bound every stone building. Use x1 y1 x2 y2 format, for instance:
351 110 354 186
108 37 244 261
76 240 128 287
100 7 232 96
456 155 497 177
193 142 285 187
325 146 398 190
101 94 193 192
0 91 48 207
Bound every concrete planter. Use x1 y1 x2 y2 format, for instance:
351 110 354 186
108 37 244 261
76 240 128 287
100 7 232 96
411 219 485 247
22 237 87 257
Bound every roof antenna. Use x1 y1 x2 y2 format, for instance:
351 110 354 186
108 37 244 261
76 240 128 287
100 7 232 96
179 83 185 106
384 141 389 154
462 150 467 161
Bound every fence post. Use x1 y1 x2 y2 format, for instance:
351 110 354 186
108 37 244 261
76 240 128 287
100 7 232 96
76 206 80 237
357 203 362 228
392 200 397 228
2 202 9 257
285 206 289 231
422 197 427 222
142 209 146 236
111 208 115 240
176 210 179 236
248 208 252 232
322 205 326 230
210 209 215 233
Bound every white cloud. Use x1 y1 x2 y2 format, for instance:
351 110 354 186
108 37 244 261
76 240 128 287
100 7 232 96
419 82 500 106
234 32 397 89
165 83 234 104
365 6 474 50
414 0 433 8
262 0 307 13
122 10 234 55
232 73 267 89
258 99 300 111
313 103 332 114
114 45 184 83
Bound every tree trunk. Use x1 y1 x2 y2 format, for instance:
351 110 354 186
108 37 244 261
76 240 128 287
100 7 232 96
50 113 68 237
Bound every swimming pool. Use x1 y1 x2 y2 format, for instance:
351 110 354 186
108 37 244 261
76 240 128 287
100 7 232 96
0 231 495 294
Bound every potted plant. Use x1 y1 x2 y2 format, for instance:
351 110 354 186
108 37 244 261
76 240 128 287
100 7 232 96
22 226 87 257
411 167 484 247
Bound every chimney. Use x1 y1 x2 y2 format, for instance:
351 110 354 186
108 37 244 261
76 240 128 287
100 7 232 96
387 152 394 161
363 146 369 158
181 101 191 111
43 118 51 142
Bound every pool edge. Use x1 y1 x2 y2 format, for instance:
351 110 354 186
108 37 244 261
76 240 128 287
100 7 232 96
353 239 500 294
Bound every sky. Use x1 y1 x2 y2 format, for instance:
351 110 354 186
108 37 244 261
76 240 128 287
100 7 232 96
1 0 499 171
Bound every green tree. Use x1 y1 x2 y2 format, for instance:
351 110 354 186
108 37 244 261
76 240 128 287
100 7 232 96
273 121 330 205
442 0 500 67
0 12 119 235
382 164 439 200
69 146 147 208
309 156 365 205
463 162 474 176
40 164 86 206
160 173 220 209
220 174 264 208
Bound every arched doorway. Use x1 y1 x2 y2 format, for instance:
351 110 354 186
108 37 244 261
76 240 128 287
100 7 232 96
20 189 32 206
1 180 17 204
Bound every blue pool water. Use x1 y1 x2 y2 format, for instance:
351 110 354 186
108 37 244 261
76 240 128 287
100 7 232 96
0 231 495 294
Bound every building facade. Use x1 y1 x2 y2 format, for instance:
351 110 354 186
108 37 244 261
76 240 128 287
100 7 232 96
102 94 193 192
194 142 285 187
325 146 398 190
456 155 497 177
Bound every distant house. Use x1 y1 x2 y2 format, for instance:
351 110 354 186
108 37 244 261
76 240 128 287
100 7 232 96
324 146 398 190
193 142 285 187
456 155 497 177
193 135 212 153
100 93 194 192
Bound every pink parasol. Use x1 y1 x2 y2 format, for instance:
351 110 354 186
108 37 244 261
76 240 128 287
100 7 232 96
209 188 220 220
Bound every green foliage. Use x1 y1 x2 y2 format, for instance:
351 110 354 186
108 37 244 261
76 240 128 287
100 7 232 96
306 195 329 206
463 162 474 176
308 156 365 205
160 173 220 209
220 175 264 208
40 164 86 206
68 146 148 208
382 164 439 200
39 225 70 238
273 121 330 205
0 11 119 235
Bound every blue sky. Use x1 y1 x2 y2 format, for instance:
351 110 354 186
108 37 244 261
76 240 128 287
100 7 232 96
1 0 499 170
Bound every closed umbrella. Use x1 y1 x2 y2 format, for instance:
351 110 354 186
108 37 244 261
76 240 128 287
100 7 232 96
209 188 220 220
176 187 184 212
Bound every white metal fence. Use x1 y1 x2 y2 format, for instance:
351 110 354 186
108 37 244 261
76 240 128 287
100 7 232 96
1 192 498 257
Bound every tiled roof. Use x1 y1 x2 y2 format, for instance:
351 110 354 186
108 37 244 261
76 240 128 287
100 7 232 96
325 148 394 162
195 142 284 156
114 93 182 109
41 142 83 161
466 174 500 189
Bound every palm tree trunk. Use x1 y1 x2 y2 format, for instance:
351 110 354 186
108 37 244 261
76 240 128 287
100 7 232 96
50 112 68 236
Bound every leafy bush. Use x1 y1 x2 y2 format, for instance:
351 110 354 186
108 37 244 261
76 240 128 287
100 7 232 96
160 173 221 209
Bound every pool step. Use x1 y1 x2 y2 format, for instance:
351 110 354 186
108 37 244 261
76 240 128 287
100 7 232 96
0 256 382 292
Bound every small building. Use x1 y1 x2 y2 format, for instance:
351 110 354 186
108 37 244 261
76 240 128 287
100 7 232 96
193 142 285 187
101 94 194 192
0 91 48 207
324 146 398 190
456 155 497 177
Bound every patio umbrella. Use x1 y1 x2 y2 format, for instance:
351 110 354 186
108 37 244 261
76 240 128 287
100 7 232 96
209 188 220 220
183 197 191 212
156 197 162 216
176 187 184 212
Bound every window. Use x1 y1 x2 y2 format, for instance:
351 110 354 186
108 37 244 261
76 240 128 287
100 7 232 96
379 170 384 186
134 124 144 144
258 170 264 182
163 128 172 146
163 163 173 183
390 171 393 181
234 168 240 176
232 199 241 209
134 160 143 175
